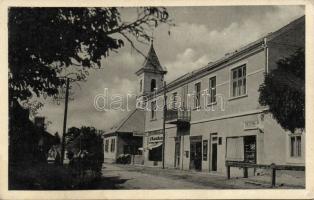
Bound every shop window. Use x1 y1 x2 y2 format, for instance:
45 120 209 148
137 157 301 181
105 139 109 152
226 136 256 163
110 138 115 152
290 135 302 157
226 137 244 161
149 145 162 161
194 82 201 108
244 136 256 163
203 140 208 161
208 76 216 104
231 64 246 97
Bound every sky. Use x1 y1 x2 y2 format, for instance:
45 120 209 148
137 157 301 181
37 5 305 135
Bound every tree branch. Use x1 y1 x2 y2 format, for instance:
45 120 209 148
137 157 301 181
119 32 148 59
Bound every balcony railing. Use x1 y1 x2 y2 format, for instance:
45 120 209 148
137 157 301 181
165 108 191 124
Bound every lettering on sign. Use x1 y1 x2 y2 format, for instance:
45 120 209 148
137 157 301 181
149 134 163 143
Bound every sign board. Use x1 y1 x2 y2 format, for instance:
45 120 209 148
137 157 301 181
244 120 259 130
149 134 163 143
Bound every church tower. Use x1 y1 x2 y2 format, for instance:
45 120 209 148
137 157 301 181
135 42 167 99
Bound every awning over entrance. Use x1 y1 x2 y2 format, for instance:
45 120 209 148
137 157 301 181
139 142 163 151
147 142 162 150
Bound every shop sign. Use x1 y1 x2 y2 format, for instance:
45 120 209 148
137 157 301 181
243 120 259 130
149 134 163 143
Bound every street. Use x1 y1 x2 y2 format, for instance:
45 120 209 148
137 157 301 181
101 163 263 189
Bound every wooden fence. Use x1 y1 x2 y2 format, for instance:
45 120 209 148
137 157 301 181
225 161 305 187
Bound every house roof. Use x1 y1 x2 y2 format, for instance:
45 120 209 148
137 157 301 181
135 42 167 75
104 109 145 136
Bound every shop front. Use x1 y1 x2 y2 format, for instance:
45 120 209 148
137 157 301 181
143 131 164 166
190 136 202 171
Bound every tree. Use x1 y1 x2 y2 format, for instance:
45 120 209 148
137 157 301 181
66 126 102 154
9 7 172 102
65 127 81 144
259 48 305 133
65 126 104 176
54 132 61 145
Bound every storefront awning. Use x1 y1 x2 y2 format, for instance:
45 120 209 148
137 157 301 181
148 142 162 150
138 142 163 151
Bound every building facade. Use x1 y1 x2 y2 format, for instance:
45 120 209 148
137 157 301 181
103 109 145 164
103 16 305 176
137 16 305 175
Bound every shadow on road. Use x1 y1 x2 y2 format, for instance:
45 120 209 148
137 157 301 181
76 176 130 189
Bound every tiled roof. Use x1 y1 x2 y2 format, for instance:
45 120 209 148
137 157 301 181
136 42 167 74
104 109 145 135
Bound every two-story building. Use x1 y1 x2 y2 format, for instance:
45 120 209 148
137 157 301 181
135 16 305 175
104 16 305 176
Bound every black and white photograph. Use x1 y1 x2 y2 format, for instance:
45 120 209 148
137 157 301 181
1 0 313 199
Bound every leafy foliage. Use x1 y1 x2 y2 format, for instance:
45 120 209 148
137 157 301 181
259 49 305 133
65 126 103 156
9 7 171 101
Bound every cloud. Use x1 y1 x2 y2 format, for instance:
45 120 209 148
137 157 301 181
159 6 304 82
165 48 209 82
37 6 304 134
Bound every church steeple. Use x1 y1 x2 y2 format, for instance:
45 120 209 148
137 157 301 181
135 42 167 97
136 41 167 76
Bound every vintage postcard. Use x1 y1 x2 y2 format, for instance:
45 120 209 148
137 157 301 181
0 0 313 199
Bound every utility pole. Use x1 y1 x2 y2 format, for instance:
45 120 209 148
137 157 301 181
60 78 70 165
162 81 167 169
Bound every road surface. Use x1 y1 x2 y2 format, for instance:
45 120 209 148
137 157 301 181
101 163 247 189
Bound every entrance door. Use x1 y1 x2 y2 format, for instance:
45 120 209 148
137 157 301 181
174 141 180 168
190 141 202 171
210 134 218 171
211 143 217 171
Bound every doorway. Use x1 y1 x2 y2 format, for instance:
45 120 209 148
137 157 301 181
210 134 218 171
190 137 202 171
174 140 180 168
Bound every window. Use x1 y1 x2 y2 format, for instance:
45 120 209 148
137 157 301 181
218 137 222 145
172 92 178 109
231 65 246 97
105 139 109 152
110 138 115 152
194 82 201 108
226 137 244 161
203 140 208 161
208 76 216 104
244 136 256 163
139 79 143 92
290 135 302 157
226 135 256 163
151 79 156 92
151 101 156 119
